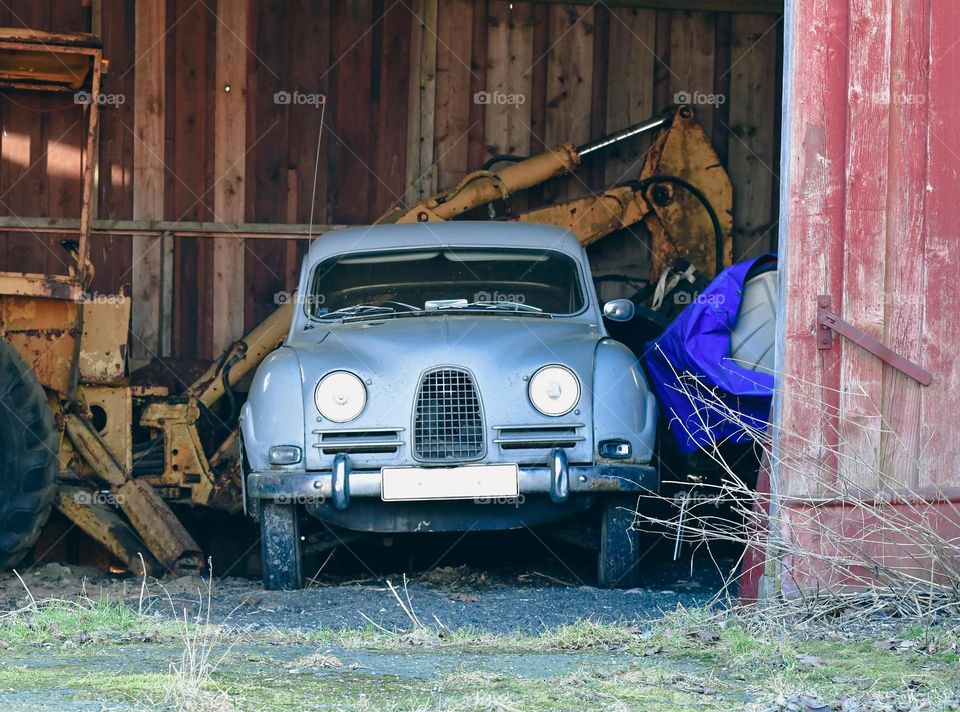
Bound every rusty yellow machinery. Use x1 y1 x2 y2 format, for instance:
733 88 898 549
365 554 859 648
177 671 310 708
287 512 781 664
0 30 732 577
379 104 732 284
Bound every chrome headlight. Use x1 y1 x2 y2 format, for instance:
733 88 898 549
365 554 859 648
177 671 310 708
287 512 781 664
528 365 580 416
314 371 366 422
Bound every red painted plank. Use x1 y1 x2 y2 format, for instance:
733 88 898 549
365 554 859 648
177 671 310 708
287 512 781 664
919 0 960 488
837 0 891 490
778 0 849 498
878 0 930 488
780 498 960 595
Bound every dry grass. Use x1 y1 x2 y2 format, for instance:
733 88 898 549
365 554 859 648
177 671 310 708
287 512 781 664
159 560 242 711
636 355 960 628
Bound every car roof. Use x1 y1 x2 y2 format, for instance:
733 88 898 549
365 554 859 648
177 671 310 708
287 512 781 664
304 221 586 264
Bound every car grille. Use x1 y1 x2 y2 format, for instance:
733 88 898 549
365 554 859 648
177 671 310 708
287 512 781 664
413 367 484 461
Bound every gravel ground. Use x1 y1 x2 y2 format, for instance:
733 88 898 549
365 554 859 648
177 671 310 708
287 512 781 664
0 552 731 634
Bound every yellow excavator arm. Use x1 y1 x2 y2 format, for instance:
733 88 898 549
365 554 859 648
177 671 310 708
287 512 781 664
378 105 732 282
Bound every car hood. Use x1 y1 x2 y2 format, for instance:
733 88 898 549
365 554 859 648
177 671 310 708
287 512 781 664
290 314 604 467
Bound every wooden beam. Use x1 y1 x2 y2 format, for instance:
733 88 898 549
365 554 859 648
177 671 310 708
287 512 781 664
544 4 594 203
131 0 166 367
405 0 438 203
485 1 535 159
434 0 475 192
727 13 778 260
525 0 783 13
776 0 849 498
0 216 342 238
604 7 656 186
212 0 248 354
669 11 717 141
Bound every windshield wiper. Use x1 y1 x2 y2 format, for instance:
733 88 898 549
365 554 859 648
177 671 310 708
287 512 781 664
313 304 395 321
439 300 544 313
312 301 422 322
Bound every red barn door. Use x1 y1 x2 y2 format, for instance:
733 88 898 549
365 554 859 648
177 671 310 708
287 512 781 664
774 0 960 593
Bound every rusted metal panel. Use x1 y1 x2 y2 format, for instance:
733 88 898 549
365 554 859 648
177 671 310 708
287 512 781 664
79 294 130 384
639 106 733 279
0 273 83 300
0 293 79 394
0 40 95 89
79 385 133 473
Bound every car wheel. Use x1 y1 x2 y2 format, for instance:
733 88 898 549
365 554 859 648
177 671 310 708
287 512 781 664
597 495 640 588
259 501 303 590
0 341 58 570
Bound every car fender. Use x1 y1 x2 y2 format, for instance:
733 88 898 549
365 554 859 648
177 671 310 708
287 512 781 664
240 346 306 471
592 338 657 464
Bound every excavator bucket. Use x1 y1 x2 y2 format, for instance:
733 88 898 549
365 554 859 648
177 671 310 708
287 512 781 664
640 106 733 281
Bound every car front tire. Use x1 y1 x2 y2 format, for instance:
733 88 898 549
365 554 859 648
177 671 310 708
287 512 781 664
259 501 303 590
597 495 640 588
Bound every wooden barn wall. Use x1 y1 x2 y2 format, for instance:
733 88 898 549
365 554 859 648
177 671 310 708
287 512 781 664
778 0 959 498
0 1 782 364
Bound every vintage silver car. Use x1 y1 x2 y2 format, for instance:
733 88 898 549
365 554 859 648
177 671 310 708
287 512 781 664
241 222 659 589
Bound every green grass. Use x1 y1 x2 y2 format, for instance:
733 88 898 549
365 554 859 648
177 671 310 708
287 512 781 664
0 599 957 710
0 598 177 647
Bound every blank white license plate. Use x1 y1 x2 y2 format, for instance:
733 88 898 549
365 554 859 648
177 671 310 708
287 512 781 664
381 464 519 502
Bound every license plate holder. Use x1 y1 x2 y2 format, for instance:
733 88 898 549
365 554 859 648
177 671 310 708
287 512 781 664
381 464 519 502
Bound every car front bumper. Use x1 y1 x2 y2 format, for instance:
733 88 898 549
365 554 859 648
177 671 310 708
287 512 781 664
246 449 658 511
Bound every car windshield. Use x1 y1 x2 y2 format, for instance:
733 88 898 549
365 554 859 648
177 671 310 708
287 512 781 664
305 247 585 319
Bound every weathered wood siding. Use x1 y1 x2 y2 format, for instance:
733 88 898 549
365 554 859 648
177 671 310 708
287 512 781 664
778 0 957 495
775 0 960 590
0 1 782 361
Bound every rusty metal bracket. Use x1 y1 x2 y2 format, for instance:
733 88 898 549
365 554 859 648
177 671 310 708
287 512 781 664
816 295 933 386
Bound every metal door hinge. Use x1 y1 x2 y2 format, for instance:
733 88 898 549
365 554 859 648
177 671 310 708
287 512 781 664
816 295 932 386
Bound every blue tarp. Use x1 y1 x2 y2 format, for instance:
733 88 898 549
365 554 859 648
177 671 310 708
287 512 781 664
643 255 776 454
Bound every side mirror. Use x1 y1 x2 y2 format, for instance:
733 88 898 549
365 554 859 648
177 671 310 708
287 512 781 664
602 299 635 322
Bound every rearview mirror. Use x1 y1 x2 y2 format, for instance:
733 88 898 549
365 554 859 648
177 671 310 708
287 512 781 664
602 299 635 322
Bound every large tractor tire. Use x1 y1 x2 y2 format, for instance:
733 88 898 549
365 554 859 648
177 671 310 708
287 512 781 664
0 340 58 570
